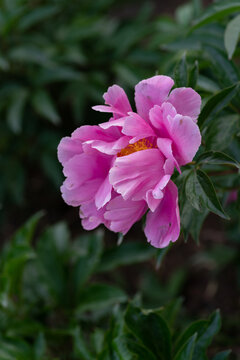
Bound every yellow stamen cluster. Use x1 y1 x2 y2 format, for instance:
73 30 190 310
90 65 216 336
117 138 157 157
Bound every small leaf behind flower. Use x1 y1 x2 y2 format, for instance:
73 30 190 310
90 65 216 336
185 170 229 219
197 151 240 169
198 83 239 129
224 14 240 59
174 53 188 87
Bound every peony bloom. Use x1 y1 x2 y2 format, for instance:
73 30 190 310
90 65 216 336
58 75 201 248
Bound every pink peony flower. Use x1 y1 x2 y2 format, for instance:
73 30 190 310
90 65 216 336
58 75 201 248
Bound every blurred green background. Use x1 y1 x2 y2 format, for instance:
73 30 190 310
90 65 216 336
0 0 240 359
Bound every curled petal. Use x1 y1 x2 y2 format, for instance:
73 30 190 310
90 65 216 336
93 85 132 119
109 149 165 201
122 112 155 143
105 195 147 234
80 201 108 230
61 152 112 206
144 181 180 248
168 87 201 122
57 136 82 166
135 75 174 121
95 176 112 209
89 136 130 155
150 104 201 166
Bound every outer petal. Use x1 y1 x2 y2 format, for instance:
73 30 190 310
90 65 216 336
144 181 180 248
95 175 112 209
135 75 174 121
57 136 82 166
105 195 147 234
61 151 112 206
109 149 165 201
146 174 171 212
168 114 201 165
89 136 130 155
150 104 201 166
61 178 102 206
80 201 107 230
92 85 132 119
122 112 155 143
72 125 119 143
168 87 201 122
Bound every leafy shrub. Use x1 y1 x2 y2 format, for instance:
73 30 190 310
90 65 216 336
0 214 232 359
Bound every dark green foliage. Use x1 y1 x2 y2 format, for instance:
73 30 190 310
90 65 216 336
0 215 232 359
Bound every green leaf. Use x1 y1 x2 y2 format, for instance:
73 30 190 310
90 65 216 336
197 75 220 93
91 329 105 355
11 211 44 246
0 339 32 360
125 304 172 360
8 46 52 67
188 60 198 89
97 242 156 273
72 232 103 298
198 83 239 129
47 222 70 256
205 114 239 151
18 5 59 31
37 66 83 84
158 298 183 328
155 245 170 269
32 90 60 125
192 1 240 30
174 53 188 87
212 350 231 360
204 46 239 88
76 284 127 314
192 0 202 18
224 14 240 59
185 170 229 219
112 336 133 360
192 310 221 360
197 151 240 169
7 88 28 133
36 229 66 302
175 310 221 358
176 3 193 26
72 327 93 360
34 333 46 360
115 336 157 360
174 334 197 360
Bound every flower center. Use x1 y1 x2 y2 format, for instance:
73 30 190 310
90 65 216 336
117 138 157 157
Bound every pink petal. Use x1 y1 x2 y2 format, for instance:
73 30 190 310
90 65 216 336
93 85 132 119
103 85 132 116
146 174 171 212
150 105 201 166
105 195 147 234
80 201 107 230
109 149 165 201
61 178 102 206
90 136 130 155
149 102 176 134
92 105 123 116
157 138 180 173
135 75 174 121
95 175 112 209
72 125 119 143
168 114 201 165
61 151 112 206
57 136 82 166
168 87 201 122
122 112 155 143
144 181 180 248
99 118 126 129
